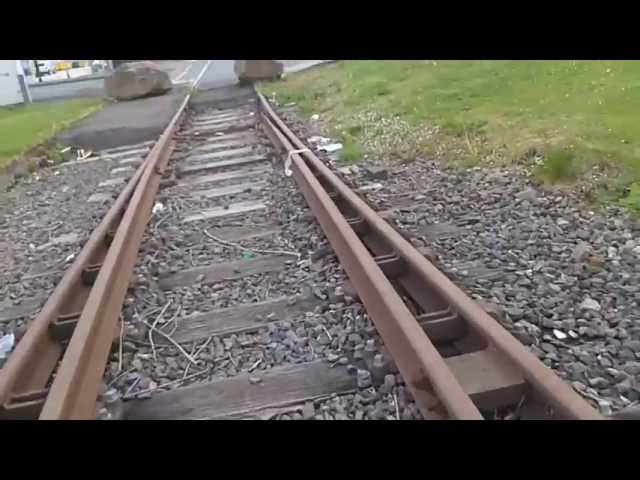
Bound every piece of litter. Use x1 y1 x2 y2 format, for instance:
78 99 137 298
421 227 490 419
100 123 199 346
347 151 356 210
78 150 93 161
358 183 384 192
54 171 60 176
65 253 75 263
215 132 224 136
0 334 15 360
311 114 320 121
60 146 72 154
76 149 92 161
318 143 343 153
308 136 331 144
243 250 255 260
553 329 567 340
284 148 310 177
152 202 165 214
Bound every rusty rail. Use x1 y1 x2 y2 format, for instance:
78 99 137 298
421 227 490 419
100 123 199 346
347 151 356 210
0 94 190 420
257 91 603 420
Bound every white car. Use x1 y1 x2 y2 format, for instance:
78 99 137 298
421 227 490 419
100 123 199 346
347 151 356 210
35 60 52 75
91 60 108 73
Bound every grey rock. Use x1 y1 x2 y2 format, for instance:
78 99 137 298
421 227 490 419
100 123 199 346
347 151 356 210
588 377 609 389
516 188 537 202
579 297 601 311
506 307 524 320
540 343 557 354
302 402 315 419
380 374 396 394
622 361 640 376
105 61 172 101
625 340 640 353
572 242 592 262
235 60 284 82
363 166 389 180
357 369 372 389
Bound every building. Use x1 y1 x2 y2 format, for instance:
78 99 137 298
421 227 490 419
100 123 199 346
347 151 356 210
0 60 30 106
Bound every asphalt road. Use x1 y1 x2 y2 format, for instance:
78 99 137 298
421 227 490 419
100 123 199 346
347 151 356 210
53 61 332 151
30 60 211 103
54 61 219 150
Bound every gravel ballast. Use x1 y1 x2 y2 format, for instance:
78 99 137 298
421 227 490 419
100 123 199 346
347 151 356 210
274 104 640 416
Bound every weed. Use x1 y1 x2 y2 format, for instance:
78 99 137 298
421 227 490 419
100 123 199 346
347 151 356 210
534 148 578 183
620 182 640 212
339 141 364 163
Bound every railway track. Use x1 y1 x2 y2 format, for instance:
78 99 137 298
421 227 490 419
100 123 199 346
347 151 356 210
0 83 613 420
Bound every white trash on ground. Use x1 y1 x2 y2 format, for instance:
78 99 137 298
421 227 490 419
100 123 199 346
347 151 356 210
318 143 343 153
152 202 165 215
307 136 331 144
0 333 15 361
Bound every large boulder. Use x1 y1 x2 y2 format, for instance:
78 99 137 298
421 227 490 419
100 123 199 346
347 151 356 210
105 61 172 101
234 60 283 83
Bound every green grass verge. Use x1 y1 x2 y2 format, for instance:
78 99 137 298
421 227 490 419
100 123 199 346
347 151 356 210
260 60 640 207
0 98 103 169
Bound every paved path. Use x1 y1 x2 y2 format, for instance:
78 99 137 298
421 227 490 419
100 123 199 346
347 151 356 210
55 61 213 151
54 61 332 151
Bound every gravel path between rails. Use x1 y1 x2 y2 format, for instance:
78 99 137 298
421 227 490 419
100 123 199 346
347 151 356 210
275 104 640 416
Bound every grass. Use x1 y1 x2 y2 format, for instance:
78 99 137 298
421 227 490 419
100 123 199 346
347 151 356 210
339 140 364 163
534 148 578 183
260 60 640 207
0 98 103 170
620 182 640 213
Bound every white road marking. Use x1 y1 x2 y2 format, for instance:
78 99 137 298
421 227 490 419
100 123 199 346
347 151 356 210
174 61 194 82
192 60 213 88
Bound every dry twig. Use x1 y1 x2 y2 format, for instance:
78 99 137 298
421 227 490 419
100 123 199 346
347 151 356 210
393 393 400 420
143 319 198 366
118 316 125 372
149 302 172 360
203 228 300 259
183 336 213 379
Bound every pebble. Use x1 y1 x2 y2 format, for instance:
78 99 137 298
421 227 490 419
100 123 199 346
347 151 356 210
580 297 601 311
357 369 372 389
302 402 316 419
553 329 568 340
327 353 340 362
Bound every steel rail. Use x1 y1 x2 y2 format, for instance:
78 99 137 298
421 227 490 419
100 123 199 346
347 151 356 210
260 112 482 419
0 152 149 419
257 91 603 420
38 94 190 419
